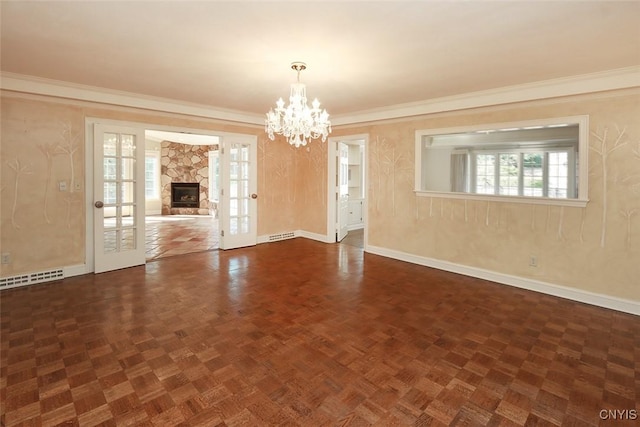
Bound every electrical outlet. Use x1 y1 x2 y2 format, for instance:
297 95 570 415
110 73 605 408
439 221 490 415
58 180 67 191
529 256 538 267
1 253 10 264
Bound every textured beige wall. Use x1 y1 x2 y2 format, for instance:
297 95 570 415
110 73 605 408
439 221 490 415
332 89 640 301
0 98 86 275
255 133 326 237
295 140 328 236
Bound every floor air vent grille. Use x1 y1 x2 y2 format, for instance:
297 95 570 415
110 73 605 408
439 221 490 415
0 269 64 290
268 232 296 242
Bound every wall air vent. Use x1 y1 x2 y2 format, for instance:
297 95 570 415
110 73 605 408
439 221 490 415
268 232 296 242
0 269 64 290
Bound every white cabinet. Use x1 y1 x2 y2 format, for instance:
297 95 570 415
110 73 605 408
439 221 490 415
348 199 363 226
348 144 363 199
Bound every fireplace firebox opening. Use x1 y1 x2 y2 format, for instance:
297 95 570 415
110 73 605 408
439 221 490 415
171 182 200 208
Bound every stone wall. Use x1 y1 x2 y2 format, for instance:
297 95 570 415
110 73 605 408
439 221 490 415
160 141 218 215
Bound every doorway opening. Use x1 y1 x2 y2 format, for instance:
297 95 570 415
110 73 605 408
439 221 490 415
144 130 220 261
327 134 367 247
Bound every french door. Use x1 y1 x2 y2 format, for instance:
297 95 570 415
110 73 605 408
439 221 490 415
219 136 258 249
93 124 146 273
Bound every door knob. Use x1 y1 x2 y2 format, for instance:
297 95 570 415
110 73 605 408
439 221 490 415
251 193 258 199
94 201 104 208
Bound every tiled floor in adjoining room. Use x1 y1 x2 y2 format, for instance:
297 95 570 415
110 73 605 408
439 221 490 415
145 215 218 261
2 237 638 426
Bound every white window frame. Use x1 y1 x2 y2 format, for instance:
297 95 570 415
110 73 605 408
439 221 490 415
468 146 576 198
144 150 161 200
415 115 589 207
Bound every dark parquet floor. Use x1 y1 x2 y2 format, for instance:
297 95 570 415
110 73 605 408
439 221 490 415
1 238 639 426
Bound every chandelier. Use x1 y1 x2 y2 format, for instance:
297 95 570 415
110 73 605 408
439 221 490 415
265 62 331 148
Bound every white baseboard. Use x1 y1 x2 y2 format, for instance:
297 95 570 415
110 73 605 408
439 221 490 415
365 244 639 316
258 230 333 245
298 230 333 243
1 263 90 290
64 263 91 277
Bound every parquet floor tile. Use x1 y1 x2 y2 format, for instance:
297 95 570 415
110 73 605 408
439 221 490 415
1 237 639 426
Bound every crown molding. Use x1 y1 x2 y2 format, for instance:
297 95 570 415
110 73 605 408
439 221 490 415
2 67 638 127
0 72 266 126
331 66 640 126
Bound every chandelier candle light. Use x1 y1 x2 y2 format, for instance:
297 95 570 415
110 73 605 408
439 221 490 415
265 62 331 148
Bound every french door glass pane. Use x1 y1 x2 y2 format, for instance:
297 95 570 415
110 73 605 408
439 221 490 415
122 206 135 226
121 158 136 180
240 216 249 234
240 163 249 179
120 229 135 251
104 182 117 204
120 182 134 204
103 211 116 229
121 134 136 156
104 134 117 156
104 158 116 180
104 231 117 253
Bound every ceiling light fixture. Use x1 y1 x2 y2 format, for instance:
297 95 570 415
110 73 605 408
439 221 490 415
265 62 331 148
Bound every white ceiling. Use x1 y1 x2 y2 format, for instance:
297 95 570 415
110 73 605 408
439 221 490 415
1 1 639 123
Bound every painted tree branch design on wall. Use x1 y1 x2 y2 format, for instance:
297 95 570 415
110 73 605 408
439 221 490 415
37 142 60 224
258 138 275 205
305 143 326 206
620 209 638 249
6 157 32 229
267 146 296 203
370 135 412 216
54 121 80 194
557 206 565 241
63 195 81 229
619 140 640 248
370 136 391 213
590 125 628 248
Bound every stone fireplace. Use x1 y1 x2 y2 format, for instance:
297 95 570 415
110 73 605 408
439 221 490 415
171 182 200 208
161 141 216 215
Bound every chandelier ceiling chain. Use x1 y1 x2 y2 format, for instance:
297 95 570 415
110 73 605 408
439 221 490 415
265 62 332 148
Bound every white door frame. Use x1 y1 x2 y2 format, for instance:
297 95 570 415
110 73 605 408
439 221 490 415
84 118 255 272
327 134 368 245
